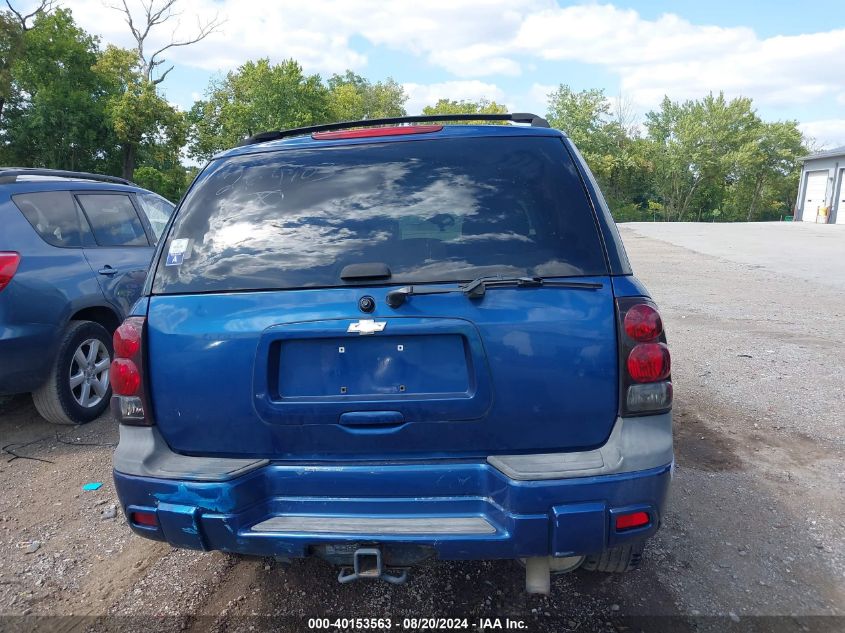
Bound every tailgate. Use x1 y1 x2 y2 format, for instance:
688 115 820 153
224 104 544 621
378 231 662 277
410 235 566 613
145 281 618 460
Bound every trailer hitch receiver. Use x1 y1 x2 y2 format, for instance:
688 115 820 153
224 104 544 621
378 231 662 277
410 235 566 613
337 547 408 585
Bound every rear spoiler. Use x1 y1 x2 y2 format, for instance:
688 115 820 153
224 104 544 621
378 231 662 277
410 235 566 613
238 113 551 147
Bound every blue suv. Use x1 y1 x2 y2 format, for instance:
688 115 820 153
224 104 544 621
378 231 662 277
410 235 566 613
110 114 672 593
0 168 173 425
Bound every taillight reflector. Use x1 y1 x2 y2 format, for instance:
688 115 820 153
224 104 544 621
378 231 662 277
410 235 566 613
312 125 443 140
615 511 650 530
627 343 671 383
110 358 141 395
130 511 158 527
0 252 21 292
623 303 662 341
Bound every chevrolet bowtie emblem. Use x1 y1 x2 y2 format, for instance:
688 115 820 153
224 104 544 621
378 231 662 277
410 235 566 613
347 319 387 335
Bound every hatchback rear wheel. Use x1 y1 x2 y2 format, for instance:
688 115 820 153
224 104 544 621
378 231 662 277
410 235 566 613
33 320 113 425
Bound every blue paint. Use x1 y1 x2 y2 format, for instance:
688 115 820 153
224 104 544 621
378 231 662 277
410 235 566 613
0 179 172 396
114 462 671 559
114 122 672 565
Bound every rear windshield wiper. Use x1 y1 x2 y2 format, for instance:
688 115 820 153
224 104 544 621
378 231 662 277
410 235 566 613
386 276 603 308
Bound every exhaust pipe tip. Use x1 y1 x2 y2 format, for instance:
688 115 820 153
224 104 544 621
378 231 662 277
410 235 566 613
525 557 551 594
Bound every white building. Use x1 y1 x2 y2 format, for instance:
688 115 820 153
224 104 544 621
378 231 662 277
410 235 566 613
795 146 845 224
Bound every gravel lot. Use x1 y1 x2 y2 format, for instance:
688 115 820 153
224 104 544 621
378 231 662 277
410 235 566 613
1 222 843 633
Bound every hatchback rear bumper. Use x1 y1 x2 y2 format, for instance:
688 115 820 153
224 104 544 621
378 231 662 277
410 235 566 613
113 456 671 560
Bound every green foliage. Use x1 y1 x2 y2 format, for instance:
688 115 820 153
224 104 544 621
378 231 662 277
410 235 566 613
187 62 409 162
327 70 406 121
421 98 507 122
94 45 186 180
0 10 24 118
187 59 331 161
644 93 806 222
547 85 654 215
1 9 112 171
133 165 192 202
544 86 806 223
0 7 809 223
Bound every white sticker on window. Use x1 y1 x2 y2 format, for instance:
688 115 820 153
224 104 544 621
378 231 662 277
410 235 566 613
169 238 189 254
166 238 190 266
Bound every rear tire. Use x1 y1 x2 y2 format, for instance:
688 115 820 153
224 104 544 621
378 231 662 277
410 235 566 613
33 320 113 425
581 542 645 573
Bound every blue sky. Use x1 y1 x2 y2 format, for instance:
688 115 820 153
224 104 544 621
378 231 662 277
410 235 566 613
62 0 845 146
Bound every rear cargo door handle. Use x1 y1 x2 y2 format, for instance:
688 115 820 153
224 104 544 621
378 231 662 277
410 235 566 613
339 411 405 427
98 266 118 276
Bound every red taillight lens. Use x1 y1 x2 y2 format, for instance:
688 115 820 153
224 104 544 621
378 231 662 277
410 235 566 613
627 343 671 383
312 125 443 140
130 511 158 527
110 358 141 395
623 303 662 341
114 322 141 358
0 252 21 292
110 316 153 425
615 511 650 530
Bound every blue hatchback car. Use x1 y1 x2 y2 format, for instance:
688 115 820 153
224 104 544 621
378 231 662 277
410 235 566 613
0 168 173 425
110 114 672 593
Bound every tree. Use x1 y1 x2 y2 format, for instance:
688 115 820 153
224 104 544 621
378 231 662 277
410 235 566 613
730 120 805 221
1 8 113 171
327 70 406 121
644 93 805 222
108 0 222 84
187 58 330 161
95 45 185 179
546 85 612 156
0 1 55 120
546 85 652 220
421 98 507 122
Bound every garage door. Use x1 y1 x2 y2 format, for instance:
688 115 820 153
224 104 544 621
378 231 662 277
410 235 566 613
801 171 828 222
836 169 845 225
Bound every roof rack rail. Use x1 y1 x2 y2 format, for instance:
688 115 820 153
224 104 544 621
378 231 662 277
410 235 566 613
0 168 132 186
237 112 551 147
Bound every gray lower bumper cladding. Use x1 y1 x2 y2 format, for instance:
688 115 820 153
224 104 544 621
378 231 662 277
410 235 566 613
114 412 671 482
487 413 673 480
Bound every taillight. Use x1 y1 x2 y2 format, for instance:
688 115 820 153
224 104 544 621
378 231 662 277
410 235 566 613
312 125 443 140
110 358 141 395
110 316 153 425
113 321 142 358
627 343 671 382
617 298 672 415
0 252 21 292
623 303 662 341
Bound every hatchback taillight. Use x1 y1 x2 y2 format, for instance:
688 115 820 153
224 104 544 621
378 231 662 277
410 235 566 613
0 252 20 293
110 316 153 425
616 298 672 415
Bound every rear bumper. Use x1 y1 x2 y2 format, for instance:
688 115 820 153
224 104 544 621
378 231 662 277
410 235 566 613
113 457 672 560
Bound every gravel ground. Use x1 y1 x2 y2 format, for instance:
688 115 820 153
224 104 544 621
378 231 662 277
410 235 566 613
0 222 842 633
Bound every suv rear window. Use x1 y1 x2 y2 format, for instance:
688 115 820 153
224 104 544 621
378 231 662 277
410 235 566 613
153 136 607 294
13 191 82 247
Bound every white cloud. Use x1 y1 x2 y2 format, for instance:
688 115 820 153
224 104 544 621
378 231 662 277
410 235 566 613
799 120 845 149
59 0 845 121
403 81 506 115
508 4 845 112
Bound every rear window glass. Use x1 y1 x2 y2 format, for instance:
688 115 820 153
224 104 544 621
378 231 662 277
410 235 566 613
153 136 607 294
77 194 148 247
13 191 82 247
